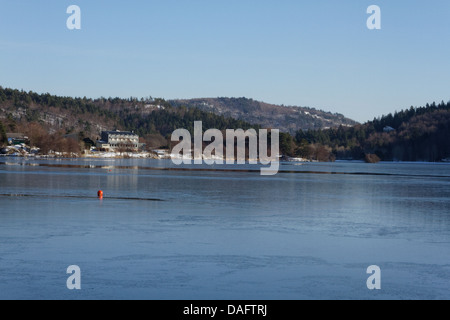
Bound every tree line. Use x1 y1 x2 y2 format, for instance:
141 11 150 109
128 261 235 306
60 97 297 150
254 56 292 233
293 101 450 162
119 106 260 138
1 86 449 161
0 87 261 153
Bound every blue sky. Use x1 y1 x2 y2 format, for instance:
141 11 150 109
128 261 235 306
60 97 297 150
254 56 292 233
0 0 449 122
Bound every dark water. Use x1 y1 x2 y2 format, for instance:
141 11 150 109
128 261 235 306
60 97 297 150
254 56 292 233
0 158 449 300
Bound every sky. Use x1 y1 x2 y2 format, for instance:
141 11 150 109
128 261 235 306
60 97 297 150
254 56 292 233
0 0 449 123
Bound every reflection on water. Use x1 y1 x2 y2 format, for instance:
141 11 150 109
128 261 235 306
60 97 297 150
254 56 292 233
0 158 449 299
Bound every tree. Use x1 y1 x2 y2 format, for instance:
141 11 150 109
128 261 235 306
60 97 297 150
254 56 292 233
311 144 334 162
279 132 295 156
23 122 49 151
0 121 7 146
6 114 17 132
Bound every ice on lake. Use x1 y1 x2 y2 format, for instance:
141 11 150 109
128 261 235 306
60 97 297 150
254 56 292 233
0 159 449 299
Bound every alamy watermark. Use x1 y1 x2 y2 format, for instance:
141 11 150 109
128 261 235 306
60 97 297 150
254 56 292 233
66 5 381 31
171 122 280 176
66 265 81 290
367 265 381 290
66 5 81 30
367 5 381 30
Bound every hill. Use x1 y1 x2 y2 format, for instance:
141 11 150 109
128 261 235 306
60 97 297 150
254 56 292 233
170 98 358 134
295 101 450 162
0 87 259 151
2 86 448 162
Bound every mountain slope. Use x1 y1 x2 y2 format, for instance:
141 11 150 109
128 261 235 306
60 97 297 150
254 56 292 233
295 101 450 162
0 87 259 150
170 97 358 134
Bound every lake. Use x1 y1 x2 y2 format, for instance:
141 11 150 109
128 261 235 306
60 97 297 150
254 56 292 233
0 158 449 300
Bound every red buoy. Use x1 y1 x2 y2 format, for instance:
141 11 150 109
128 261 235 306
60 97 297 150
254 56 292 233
98 190 104 199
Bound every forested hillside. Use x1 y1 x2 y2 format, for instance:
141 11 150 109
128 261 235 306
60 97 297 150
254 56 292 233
170 97 357 134
1 86 448 162
0 87 258 150
294 102 450 162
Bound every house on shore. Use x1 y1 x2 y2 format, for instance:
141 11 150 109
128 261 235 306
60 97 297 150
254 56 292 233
96 130 141 152
7 133 29 146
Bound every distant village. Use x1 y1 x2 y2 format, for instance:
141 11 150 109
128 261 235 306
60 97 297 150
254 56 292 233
0 129 302 162
0 130 171 159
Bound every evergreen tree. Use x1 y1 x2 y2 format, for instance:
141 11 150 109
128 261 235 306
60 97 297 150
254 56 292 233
0 121 7 146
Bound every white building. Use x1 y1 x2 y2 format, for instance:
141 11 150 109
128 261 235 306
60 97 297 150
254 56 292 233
97 130 140 151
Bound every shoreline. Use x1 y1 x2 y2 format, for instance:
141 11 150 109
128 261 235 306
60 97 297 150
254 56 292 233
1 153 450 165
0 152 159 160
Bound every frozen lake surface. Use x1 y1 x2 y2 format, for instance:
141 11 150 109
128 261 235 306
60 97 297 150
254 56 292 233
0 158 449 300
